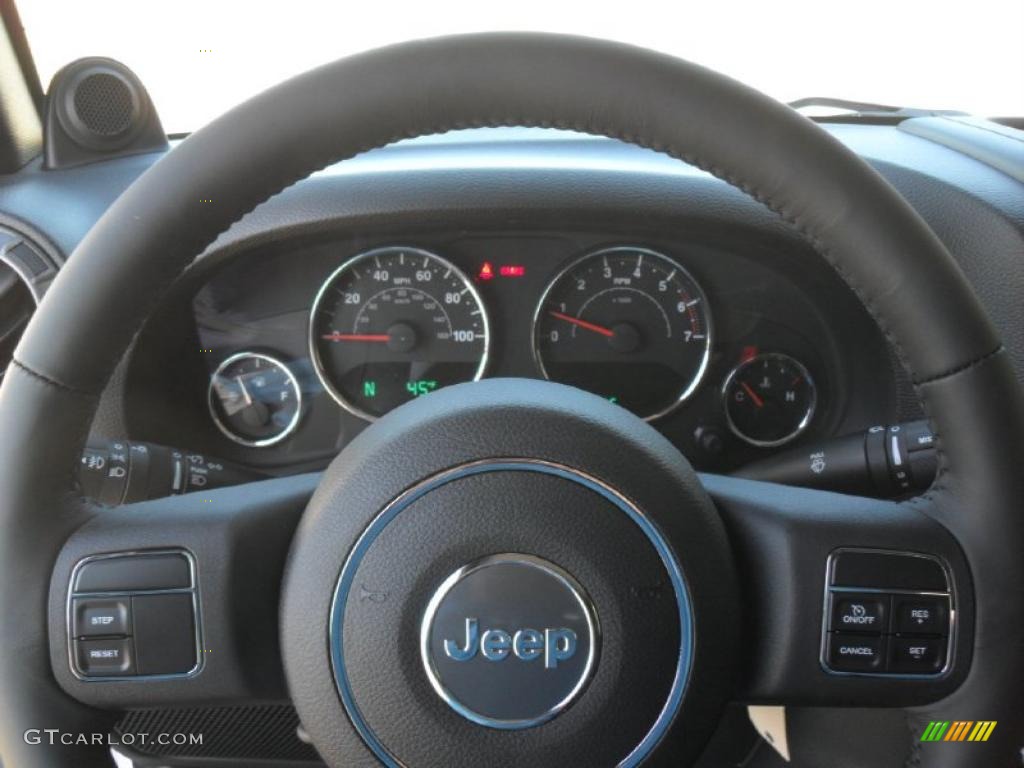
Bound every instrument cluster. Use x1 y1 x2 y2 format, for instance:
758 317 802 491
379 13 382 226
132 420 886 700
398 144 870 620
177 230 884 473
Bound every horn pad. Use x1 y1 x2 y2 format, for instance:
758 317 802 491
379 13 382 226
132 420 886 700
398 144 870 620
281 379 740 767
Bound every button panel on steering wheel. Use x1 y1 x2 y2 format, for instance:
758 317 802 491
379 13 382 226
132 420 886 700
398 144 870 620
821 548 953 678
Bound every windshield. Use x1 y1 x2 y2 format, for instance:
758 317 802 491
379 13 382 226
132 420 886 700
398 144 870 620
19 0 1024 134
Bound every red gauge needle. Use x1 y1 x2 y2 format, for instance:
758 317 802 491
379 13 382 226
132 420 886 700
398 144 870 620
321 332 391 342
741 381 765 408
548 311 615 338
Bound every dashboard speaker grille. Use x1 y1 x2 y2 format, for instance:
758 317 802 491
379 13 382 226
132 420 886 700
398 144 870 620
115 704 321 762
72 72 135 137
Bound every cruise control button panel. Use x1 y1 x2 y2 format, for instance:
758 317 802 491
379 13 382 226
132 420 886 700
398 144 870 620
69 550 200 680
821 549 953 677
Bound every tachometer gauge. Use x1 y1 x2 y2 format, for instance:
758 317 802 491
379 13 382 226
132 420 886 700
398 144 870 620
310 247 489 420
723 352 816 447
533 246 712 420
208 352 302 447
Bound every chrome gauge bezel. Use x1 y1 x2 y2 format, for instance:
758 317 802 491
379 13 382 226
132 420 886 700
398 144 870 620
531 246 713 422
207 351 303 448
308 246 491 422
721 351 817 448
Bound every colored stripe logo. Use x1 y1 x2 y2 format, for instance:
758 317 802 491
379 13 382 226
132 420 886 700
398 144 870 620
921 721 996 742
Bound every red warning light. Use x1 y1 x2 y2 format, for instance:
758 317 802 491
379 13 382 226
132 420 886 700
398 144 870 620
740 345 759 363
478 262 495 281
499 265 526 277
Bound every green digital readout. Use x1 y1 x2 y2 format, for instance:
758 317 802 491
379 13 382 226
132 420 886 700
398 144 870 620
405 380 439 397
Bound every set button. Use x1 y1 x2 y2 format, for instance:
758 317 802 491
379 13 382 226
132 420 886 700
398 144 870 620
889 636 945 674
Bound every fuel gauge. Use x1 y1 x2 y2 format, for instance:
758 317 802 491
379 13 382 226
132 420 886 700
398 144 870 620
723 352 816 447
208 352 302 447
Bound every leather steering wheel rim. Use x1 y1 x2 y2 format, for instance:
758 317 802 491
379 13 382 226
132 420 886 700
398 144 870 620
2 33 1022 767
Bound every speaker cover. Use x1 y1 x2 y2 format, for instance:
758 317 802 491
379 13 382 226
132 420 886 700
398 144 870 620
44 57 168 169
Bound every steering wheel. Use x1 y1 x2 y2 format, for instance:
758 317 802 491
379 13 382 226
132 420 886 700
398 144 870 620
2 33 1022 768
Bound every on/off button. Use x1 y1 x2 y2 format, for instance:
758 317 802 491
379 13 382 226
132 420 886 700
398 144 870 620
831 594 888 633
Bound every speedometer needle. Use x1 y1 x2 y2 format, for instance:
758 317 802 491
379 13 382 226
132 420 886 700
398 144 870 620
548 311 615 338
321 333 391 342
741 381 765 408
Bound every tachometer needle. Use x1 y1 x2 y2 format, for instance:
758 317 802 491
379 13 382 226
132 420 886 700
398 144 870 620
548 311 615 338
321 332 391 342
741 381 765 408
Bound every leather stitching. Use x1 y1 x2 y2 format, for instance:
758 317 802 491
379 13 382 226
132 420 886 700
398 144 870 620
9 357 95 399
912 344 1003 387
6 359 99 502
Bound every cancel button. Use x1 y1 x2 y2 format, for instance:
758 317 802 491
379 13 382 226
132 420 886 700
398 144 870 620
831 594 887 633
828 633 884 672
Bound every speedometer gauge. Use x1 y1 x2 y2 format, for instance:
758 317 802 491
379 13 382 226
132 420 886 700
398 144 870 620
533 247 711 420
309 246 489 420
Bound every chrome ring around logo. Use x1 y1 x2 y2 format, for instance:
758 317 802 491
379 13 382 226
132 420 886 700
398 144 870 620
329 459 694 768
420 553 600 730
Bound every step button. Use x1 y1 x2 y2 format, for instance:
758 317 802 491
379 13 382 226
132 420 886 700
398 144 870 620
828 633 885 672
831 593 888 633
72 598 130 638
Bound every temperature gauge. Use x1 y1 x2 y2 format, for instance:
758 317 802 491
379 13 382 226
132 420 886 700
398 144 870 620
208 352 302 447
723 352 816 447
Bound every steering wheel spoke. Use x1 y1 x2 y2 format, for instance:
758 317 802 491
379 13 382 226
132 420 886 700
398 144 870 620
47 474 317 711
705 475 971 707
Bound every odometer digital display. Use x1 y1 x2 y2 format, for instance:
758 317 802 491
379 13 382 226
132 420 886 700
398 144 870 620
533 246 712 420
310 247 489 419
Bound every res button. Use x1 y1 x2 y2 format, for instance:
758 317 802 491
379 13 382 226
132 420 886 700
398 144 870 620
892 596 948 636
831 594 888 633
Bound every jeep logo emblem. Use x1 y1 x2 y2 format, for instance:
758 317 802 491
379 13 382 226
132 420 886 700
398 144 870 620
444 618 578 667
420 554 599 729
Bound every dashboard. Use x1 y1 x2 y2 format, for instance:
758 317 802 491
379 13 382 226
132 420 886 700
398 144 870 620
121 220 895 475
3 123 1023 483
